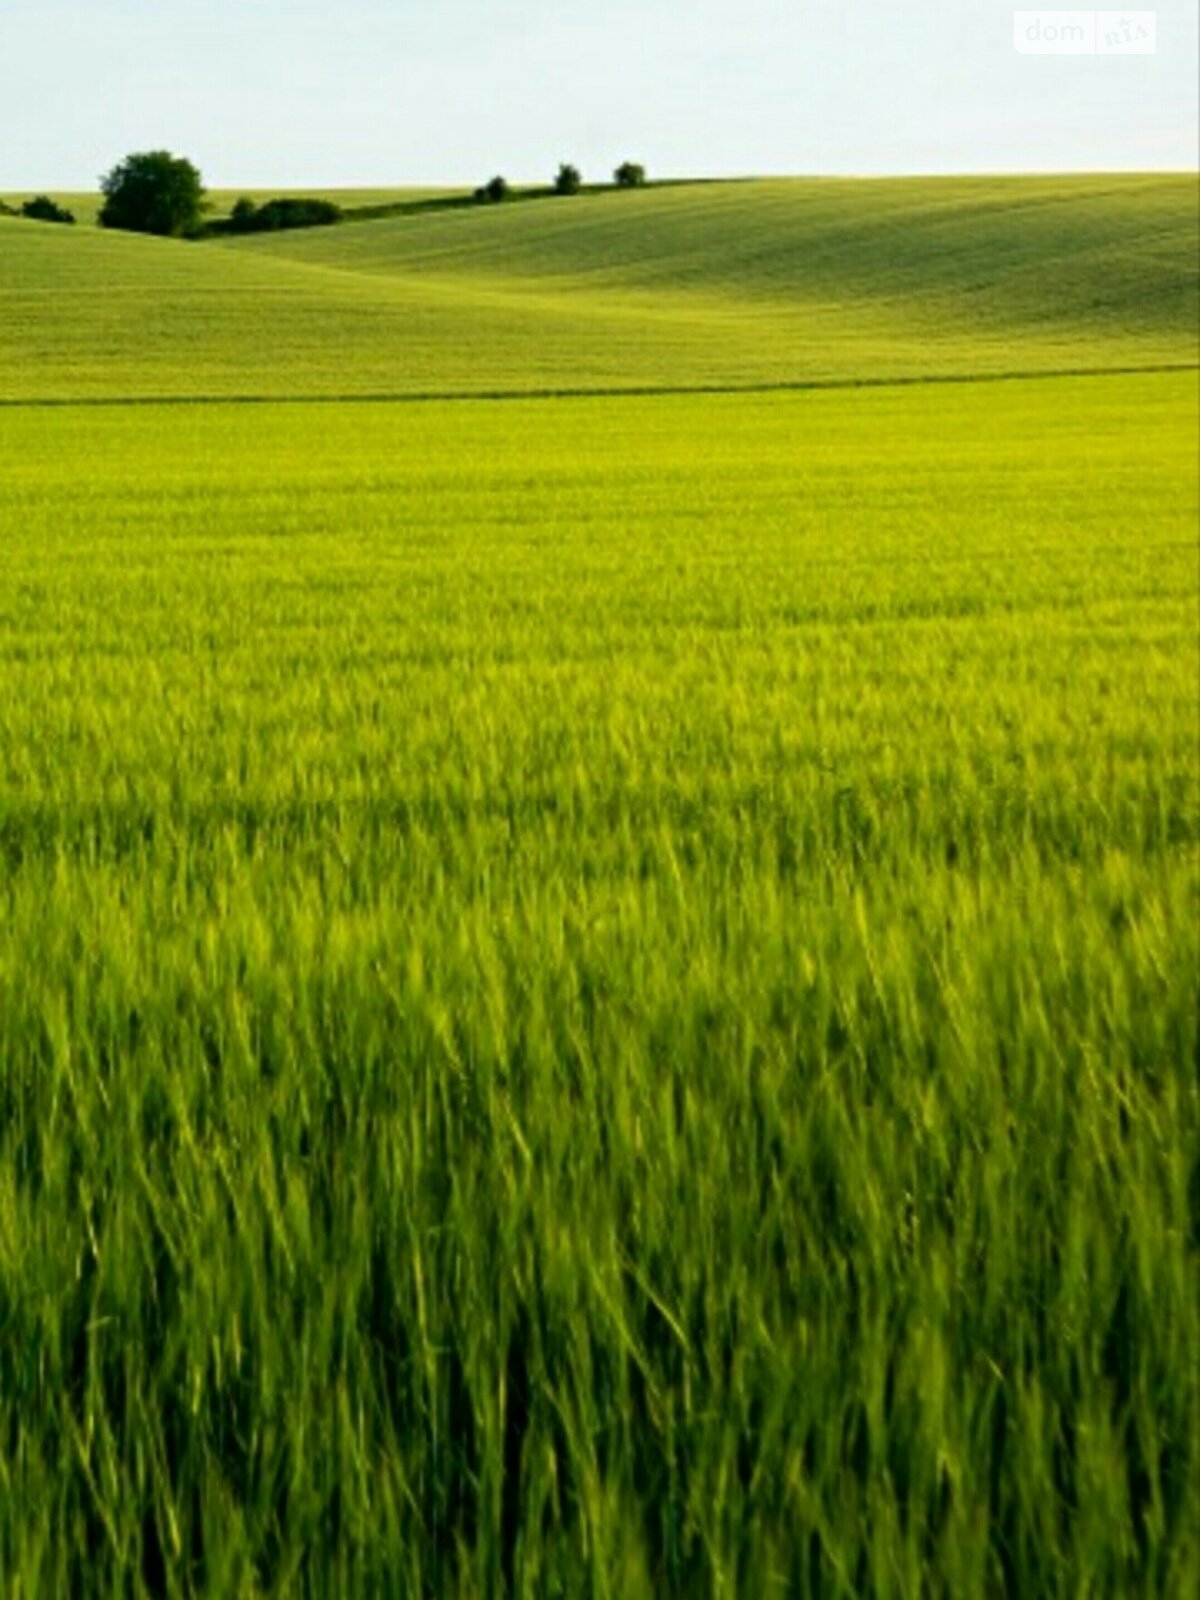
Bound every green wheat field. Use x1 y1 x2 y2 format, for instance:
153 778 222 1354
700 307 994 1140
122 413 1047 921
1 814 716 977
1 176 1198 1596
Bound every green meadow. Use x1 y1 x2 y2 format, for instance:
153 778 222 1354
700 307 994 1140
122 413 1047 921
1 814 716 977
2 175 1195 401
0 177 1197 1596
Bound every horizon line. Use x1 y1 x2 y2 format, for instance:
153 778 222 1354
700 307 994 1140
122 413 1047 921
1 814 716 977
5 164 1200 196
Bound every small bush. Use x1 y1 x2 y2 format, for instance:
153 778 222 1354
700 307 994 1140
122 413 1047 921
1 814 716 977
475 176 510 204
614 161 647 190
20 195 76 225
554 164 583 197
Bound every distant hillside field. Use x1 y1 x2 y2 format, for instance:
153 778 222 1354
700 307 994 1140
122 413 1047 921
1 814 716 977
2 175 1195 401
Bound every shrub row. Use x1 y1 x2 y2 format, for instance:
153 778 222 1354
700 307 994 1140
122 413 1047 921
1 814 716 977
224 196 344 234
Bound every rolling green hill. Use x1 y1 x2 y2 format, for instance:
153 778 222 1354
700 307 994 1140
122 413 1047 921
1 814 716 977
1 175 1196 401
230 173 1197 323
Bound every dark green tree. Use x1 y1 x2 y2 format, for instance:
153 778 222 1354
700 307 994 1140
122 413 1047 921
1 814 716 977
614 161 647 189
20 195 75 224
554 163 583 196
99 151 206 237
475 175 510 204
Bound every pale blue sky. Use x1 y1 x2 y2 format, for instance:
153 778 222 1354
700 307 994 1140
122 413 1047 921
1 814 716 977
2 1 1196 190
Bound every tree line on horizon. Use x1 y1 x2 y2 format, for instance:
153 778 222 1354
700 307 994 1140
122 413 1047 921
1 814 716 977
476 161 646 204
2 153 651 240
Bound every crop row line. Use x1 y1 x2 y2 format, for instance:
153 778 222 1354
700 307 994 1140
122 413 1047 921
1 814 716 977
1 362 1195 411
